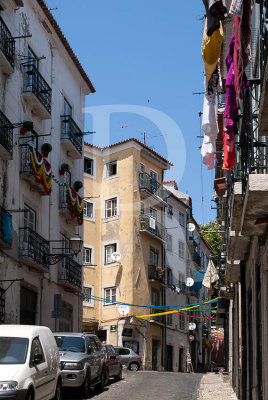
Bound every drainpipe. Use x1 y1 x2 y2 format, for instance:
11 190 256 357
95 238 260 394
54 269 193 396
240 261 247 400
162 172 167 370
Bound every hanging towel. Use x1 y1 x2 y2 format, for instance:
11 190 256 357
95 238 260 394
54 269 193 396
202 260 219 288
229 0 244 16
202 18 224 82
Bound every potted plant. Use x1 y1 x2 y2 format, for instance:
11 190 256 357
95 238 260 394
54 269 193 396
59 163 70 176
20 121 34 135
41 143 52 158
73 180 83 192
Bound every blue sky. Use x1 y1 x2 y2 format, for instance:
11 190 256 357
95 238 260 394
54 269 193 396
46 0 216 224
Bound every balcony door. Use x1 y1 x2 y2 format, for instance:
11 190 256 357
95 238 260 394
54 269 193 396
22 205 36 258
63 98 72 136
149 170 158 193
140 163 145 188
26 47 38 91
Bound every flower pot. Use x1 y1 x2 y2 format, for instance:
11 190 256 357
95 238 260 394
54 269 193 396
20 127 28 135
41 143 52 158
73 181 83 192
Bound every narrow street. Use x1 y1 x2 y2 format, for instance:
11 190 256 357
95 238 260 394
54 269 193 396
65 371 202 400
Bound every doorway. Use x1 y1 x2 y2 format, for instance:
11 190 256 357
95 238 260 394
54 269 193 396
178 347 184 372
152 339 158 371
166 345 173 371
20 287 37 324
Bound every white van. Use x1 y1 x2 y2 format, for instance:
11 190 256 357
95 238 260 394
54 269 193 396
0 325 62 400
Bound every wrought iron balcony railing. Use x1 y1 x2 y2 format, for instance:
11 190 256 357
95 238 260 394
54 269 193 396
61 115 83 156
139 215 166 242
0 16 15 68
22 64 52 115
0 109 13 158
150 308 164 324
19 227 49 269
20 143 51 177
148 265 164 283
139 172 169 202
58 257 82 290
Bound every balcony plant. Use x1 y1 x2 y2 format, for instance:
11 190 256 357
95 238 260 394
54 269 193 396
59 163 70 176
41 143 52 158
73 180 83 192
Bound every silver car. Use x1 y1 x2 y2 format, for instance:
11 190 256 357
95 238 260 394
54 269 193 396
114 346 141 371
54 332 106 396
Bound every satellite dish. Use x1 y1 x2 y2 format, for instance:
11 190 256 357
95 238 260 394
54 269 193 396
186 277 194 287
188 322 196 331
118 305 129 316
111 252 121 262
187 223 195 232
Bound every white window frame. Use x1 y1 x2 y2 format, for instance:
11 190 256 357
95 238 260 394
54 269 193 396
178 240 185 259
84 156 96 178
103 195 119 221
105 160 118 179
83 200 95 220
103 285 118 307
103 241 119 266
83 285 94 307
83 245 94 266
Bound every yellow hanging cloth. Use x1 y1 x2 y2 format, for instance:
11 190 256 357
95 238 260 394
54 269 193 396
202 18 223 82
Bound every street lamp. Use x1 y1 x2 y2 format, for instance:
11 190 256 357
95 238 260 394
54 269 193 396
45 233 83 265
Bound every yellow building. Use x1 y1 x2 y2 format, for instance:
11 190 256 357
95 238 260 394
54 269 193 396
82 138 172 370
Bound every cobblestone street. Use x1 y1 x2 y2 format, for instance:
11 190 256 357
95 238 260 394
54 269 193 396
66 371 202 400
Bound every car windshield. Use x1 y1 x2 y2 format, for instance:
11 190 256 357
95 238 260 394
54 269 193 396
54 336 85 352
0 337 29 364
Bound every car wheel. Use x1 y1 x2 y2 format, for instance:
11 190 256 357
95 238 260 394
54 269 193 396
114 365 122 381
25 389 34 400
80 370 91 398
53 380 62 400
129 362 139 371
95 367 107 392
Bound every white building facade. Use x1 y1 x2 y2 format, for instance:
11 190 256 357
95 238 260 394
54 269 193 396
0 0 95 329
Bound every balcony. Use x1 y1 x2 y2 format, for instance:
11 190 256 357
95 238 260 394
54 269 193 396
19 227 49 272
230 182 242 231
20 144 52 195
191 251 201 268
58 258 82 291
227 231 250 261
0 17 15 74
0 207 12 248
148 265 164 284
0 109 13 159
149 308 164 324
21 64 51 119
139 215 166 242
226 260 240 283
61 115 83 159
139 172 169 206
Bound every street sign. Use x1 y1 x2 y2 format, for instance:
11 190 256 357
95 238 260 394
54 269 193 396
110 325 117 332
189 335 195 341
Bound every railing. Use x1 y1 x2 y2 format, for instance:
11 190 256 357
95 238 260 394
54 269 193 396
0 17 15 68
139 215 166 241
19 227 49 269
22 64 52 114
59 185 68 211
58 257 82 290
0 109 13 157
20 144 51 176
148 265 164 283
61 115 83 156
139 172 169 202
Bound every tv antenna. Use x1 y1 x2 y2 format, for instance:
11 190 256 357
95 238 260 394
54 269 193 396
121 125 128 140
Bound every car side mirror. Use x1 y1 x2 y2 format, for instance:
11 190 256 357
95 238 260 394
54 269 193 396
33 353 43 365
88 345 93 354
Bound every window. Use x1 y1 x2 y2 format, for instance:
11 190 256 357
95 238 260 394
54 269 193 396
83 286 93 306
152 289 160 307
140 202 145 215
179 314 185 331
178 241 185 259
167 267 173 285
150 247 159 266
149 207 157 220
63 98 72 116
178 273 185 291
167 204 173 216
83 247 93 265
30 337 44 366
140 163 145 187
167 234 172 252
105 197 118 218
106 161 117 177
104 287 117 304
179 212 185 227
167 313 173 327
117 348 130 356
24 204 36 231
83 201 94 219
149 170 158 192
104 243 117 264
84 158 94 175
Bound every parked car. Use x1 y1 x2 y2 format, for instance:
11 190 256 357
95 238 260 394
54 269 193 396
0 325 62 400
54 332 106 396
102 344 122 381
114 346 141 371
